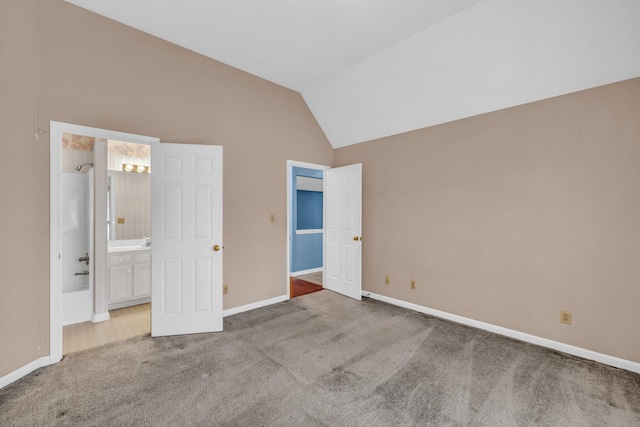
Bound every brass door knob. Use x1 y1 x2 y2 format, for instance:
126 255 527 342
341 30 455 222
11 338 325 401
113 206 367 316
353 236 361 241
213 245 221 251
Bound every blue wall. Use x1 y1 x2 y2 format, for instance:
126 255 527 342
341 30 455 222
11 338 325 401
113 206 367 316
297 190 323 230
290 167 324 273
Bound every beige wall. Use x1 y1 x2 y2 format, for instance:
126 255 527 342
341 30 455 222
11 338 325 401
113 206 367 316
0 0 47 380
335 77 640 363
0 0 333 377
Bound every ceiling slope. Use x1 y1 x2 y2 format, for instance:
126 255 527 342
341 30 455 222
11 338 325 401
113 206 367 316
64 0 481 92
303 0 640 147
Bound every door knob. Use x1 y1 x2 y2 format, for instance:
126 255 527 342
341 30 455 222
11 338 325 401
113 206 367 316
213 245 221 251
353 236 361 241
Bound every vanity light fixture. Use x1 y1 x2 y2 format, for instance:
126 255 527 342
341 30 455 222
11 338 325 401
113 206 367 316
122 163 150 174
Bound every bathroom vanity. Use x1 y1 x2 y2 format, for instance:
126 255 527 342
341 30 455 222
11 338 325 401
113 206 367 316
108 240 150 309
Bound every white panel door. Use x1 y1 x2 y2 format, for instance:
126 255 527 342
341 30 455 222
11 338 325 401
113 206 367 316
324 164 362 300
151 143 223 337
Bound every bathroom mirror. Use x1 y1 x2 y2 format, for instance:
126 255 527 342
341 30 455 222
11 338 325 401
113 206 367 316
108 171 151 240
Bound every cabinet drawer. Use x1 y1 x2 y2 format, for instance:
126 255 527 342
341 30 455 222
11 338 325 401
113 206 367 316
110 254 133 266
133 252 150 264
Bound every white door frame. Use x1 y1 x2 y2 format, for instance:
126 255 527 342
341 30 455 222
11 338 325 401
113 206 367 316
49 121 158 363
286 160 330 299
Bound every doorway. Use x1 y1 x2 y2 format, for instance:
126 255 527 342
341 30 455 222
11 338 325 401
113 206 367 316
51 122 224 362
62 137 152 355
50 122 159 362
286 161 364 302
286 161 330 298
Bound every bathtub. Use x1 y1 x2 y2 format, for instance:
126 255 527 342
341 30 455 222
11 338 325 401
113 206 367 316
62 286 93 326
61 173 93 326
62 229 92 326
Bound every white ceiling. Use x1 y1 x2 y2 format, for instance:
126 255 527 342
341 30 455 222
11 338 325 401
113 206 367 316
65 0 640 148
305 0 640 147
65 0 481 92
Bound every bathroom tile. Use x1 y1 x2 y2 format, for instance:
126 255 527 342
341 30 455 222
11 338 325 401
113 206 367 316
63 303 150 355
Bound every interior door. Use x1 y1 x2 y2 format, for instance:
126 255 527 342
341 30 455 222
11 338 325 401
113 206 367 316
324 164 362 300
151 142 223 337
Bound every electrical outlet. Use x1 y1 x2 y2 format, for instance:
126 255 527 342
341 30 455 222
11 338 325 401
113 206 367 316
410 280 415 290
223 285 228 295
384 276 390 285
560 310 571 325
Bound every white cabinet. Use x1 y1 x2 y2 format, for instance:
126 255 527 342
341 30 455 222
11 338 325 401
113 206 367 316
133 253 151 297
108 251 150 309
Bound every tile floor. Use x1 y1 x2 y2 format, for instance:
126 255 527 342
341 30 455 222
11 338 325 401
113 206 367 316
63 303 150 355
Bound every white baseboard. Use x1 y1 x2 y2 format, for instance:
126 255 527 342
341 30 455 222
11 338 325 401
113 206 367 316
92 312 110 323
0 355 56 390
223 295 289 317
291 267 323 277
363 291 640 374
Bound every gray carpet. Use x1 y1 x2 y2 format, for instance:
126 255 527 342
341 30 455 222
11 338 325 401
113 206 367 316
1 290 639 426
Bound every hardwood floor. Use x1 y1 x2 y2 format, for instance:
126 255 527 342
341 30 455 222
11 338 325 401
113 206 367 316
290 277 323 298
295 271 323 286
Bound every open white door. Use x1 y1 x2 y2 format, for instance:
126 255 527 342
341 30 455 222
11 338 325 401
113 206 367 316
151 142 223 337
324 164 362 300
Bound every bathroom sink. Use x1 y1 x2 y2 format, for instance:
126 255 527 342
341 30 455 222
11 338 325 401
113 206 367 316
108 240 151 253
108 245 150 253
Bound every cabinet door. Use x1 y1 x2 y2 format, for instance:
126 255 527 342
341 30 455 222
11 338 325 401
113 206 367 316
109 264 133 301
133 262 151 297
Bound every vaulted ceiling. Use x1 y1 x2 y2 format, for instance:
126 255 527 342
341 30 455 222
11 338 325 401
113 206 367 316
65 0 640 148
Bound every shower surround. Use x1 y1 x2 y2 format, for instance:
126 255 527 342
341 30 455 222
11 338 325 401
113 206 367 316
61 171 93 326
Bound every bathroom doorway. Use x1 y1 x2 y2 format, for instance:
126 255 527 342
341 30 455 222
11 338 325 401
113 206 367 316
50 122 158 362
51 121 225 359
60 136 153 355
